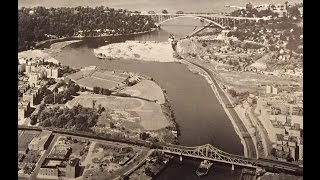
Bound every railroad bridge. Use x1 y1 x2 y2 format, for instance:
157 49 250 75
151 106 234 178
159 143 303 175
161 144 257 168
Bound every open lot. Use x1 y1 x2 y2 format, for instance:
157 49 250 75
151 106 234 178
66 94 170 131
120 80 165 104
82 142 148 180
18 131 40 152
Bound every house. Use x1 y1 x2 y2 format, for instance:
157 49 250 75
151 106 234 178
28 130 53 151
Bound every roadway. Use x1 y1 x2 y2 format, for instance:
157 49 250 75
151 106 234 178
29 135 58 180
140 13 263 21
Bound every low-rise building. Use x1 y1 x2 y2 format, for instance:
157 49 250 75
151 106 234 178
38 167 59 178
28 130 53 151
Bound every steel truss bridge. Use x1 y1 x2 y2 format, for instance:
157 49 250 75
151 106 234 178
160 144 303 175
140 13 264 29
161 144 257 168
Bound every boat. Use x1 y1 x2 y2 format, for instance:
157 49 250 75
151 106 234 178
196 160 213 177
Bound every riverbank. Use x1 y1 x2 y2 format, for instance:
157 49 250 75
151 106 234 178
94 41 177 62
18 40 82 64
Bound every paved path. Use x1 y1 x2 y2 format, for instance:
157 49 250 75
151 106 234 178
30 135 58 180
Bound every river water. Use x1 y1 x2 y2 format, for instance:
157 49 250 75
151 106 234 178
54 24 244 179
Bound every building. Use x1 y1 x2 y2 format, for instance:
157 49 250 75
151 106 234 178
66 158 80 178
38 167 59 178
18 84 30 94
18 100 30 120
270 4 287 17
18 64 26 73
51 68 59 79
46 67 60 79
47 144 71 160
272 86 278 94
25 65 32 74
23 88 39 107
28 73 39 86
28 130 53 151
298 140 303 160
266 85 271 94
291 115 303 129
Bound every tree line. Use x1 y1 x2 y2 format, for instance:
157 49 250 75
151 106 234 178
36 104 102 132
18 6 156 51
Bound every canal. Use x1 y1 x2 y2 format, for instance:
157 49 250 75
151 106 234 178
53 22 244 179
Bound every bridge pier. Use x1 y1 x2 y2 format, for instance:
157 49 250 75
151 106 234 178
179 155 183 162
231 164 235 171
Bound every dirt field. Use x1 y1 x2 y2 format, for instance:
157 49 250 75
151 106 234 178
66 94 170 131
120 80 165 104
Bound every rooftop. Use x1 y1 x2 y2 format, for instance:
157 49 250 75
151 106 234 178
68 158 80 167
29 130 52 147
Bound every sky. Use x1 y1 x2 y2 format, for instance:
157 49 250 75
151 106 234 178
18 0 302 13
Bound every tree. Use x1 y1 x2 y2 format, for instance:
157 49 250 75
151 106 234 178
93 86 100 94
162 10 168 14
228 89 237 97
92 100 97 109
139 132 150 140
110 122 116 128
44 94 54 104
102 88 111 96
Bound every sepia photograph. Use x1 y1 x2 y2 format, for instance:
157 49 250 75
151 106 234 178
18 0 303 179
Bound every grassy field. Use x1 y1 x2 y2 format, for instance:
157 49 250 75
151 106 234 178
120 80 165 104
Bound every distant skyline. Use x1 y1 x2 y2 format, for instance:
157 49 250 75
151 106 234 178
18 0 302 13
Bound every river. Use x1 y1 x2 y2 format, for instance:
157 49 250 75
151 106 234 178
53 24 244 179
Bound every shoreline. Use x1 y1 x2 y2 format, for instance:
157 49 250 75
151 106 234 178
34 28 158 50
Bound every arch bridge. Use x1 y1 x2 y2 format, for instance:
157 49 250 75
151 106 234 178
140 13 263 29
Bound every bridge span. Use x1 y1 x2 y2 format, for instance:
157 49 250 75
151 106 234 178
160 144 257 168
159 143 303 175
139 13 264 28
